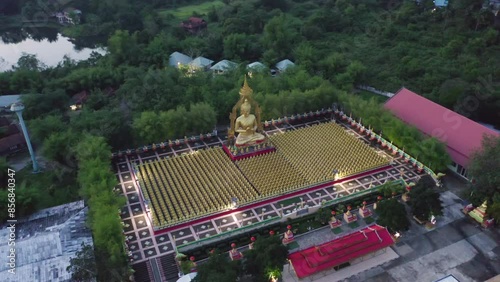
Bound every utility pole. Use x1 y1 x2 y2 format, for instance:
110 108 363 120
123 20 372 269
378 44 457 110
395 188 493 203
10 103 39 173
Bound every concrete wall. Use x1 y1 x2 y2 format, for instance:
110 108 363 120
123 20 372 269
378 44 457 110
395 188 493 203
357 85 394 98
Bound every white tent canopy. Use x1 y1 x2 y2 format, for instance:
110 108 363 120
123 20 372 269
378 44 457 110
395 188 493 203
189 56 214 68
275 59 295 72
176 272 197 282
210 60 238 73
169 52 192 68
246 61 266 70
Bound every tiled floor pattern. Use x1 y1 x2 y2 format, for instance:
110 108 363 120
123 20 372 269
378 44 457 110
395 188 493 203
115 118 424 266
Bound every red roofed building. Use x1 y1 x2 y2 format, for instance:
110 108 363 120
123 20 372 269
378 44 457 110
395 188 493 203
181 17 207 33
384 88 499 179
288 224 394 279
70 90 89 111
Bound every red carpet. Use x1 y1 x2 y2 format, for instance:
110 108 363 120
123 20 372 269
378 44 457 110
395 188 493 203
288 224 394 279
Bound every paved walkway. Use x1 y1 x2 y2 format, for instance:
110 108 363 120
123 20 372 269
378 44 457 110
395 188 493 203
291 207 379 253
114 117 424 278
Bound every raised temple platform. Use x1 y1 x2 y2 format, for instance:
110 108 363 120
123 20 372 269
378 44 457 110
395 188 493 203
135 122 390 230
222 140 276 161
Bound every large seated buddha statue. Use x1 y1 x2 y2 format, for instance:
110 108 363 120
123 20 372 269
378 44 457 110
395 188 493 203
235 99 265 146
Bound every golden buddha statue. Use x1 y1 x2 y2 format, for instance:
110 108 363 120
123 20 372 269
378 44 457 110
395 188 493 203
235 99 265 146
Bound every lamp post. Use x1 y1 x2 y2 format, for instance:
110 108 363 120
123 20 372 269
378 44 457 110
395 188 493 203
10 103 39 173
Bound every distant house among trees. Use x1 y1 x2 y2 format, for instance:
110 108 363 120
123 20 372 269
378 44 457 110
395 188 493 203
210 60 238 74
0 117 25 156
70 90 88 111
246 62 266 77
433 0 449 7
169 52 193 69
275 59 295 73
54 7 82 25
188 56 214 72
181 17 207 33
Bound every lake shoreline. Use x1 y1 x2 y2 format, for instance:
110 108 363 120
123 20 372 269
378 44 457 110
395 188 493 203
0 30 106 72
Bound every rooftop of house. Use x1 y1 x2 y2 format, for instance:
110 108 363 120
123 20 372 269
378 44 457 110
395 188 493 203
210 60 238 71
276 59 295 71
247 61 266 70
0 95 22 108
169 52 193 67
188 56 214 68
71 90 88 105
0 200 94 282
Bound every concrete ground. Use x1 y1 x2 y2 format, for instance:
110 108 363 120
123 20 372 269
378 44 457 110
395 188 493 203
283 175 500 282
341 176 500 282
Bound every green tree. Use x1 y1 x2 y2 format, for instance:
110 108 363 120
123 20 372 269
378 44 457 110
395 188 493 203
188 102 217 135
293 42 317 72
194 251 240 282
315 207 332 224
75 134 111 162
133 111 163 144
244 235 289 282
467 135 500 205
375 198 410 232
15 180 40 218
21 91 69 120
75 135 129 281
13 53 46 71
409 175 443 220
262 14 302 59
66 243 97 282
70 109 130 149
28 115 66 143
85 89 110 111
43 129 80 167
107 30 139 65
438 78 469 108
223 33 249 60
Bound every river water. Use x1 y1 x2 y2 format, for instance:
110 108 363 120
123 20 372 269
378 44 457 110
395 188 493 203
0 29 106 72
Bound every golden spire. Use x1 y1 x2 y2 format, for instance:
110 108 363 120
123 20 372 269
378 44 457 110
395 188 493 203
239 76 253 98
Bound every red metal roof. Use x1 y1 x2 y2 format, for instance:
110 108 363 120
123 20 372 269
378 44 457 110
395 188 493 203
188 17 205 24
384 88 499 167
288 224 394 279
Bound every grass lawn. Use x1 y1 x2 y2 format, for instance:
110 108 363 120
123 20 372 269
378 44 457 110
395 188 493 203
363 216 375 224
158 0 224 19
348 221 360 229
354 90 389 104
332 227 343 234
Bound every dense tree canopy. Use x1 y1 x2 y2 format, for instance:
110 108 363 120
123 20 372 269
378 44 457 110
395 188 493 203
376 198 411 232
468 135 500 203
244 235 289 282
467 135 500 222
195 235 288 282
75 134 129 281
66 243 98 282
193 251 240 282
408 175 444 220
